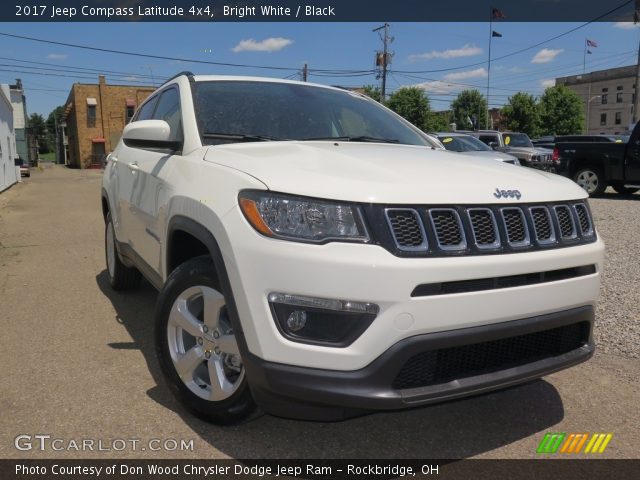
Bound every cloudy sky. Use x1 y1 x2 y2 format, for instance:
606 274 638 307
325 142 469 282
0 21 638 116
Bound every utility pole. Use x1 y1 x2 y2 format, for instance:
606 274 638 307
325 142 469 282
373 23 391 101
302 63 308 82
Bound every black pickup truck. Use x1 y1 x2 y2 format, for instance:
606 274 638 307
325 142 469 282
555 122 640 196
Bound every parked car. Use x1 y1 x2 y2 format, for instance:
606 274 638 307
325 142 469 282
435 133 520 165
17 158 30 177
470 130 554 170
553 122 640 195
532 134 625 150
101 73 603 424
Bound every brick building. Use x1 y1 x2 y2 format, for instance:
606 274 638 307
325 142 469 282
60 76 155 168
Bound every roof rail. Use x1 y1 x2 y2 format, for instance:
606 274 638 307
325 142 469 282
161 71 195 86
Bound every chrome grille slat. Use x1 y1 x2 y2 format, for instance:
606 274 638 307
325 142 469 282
429 209 466 250
529 206 555 245
573 203 593 236
385 208 427 251
468 208 500 249
501 207 530 247
554 205 577 239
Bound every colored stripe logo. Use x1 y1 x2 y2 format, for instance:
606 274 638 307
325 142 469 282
537 433 613 454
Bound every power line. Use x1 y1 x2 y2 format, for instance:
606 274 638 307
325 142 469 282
0 31 373 76
392 0 634 74
0 56 157 79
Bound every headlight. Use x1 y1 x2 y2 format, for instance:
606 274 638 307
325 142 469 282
238 191 369 243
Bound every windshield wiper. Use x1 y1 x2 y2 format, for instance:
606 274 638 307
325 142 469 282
300 135 400 144
202 132 284 143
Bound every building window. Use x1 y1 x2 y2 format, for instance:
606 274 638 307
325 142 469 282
87 106 96 127
125 98 136 124
600 113 607 126
602 88 608 93
617 85 623 90
617 92 623 103
615 112 622 125
601 94 608 104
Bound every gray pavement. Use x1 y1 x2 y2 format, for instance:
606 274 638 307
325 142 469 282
0 165 638 459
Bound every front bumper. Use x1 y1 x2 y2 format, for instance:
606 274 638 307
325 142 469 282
244 306 594 421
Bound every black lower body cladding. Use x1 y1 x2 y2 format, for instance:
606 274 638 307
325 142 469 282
242 306 594 421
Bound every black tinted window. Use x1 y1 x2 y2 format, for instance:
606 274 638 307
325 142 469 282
193 81 430 146
478 135 497 145
153 88 183 142
135 97 157 121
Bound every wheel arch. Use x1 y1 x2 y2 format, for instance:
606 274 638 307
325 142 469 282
101 188 111 223
165 215 245 337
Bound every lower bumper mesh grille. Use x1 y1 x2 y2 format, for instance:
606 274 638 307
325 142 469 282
392 322 590 390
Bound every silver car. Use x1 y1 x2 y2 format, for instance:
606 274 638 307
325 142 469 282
435 133 521 165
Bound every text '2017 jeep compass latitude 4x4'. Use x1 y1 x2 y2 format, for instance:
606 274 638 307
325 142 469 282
102 73 604 424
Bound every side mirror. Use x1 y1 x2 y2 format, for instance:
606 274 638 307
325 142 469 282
488 142 499 149
122 120 179 150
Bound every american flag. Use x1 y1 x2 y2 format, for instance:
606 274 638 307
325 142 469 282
492 8 506 20
586 39 598 48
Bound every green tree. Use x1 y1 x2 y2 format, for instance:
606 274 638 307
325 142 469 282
425 111 451 133
46 105 65 153
538 85 584 135
28 113 50 154
386 87 431 131
361 85 382 103
501 92 540 137
451 90 488 130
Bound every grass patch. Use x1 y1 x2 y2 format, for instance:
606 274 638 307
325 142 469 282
39 152 56 162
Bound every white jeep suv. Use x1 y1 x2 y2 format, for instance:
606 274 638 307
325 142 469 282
101 73 604 424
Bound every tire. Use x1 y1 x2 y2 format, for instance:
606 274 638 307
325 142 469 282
611 183 639 195
105 213 142 291
573 167 606 196
155 256 256 425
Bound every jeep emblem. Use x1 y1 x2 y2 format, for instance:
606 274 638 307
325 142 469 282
493 188 522 200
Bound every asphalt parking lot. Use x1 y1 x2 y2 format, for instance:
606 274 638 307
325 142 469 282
0 165 638 459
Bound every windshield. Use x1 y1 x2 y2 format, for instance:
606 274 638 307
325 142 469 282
438 135 492 152
193 81 432 146
502 133 533 148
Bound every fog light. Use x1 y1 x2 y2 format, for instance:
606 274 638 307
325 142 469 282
287 310 307 332
268 293 379 347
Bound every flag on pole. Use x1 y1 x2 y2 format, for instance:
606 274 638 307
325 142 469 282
492 31 502 37
492 7 506 20
586 39 598 48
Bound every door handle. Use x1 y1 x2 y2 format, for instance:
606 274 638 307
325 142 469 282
127 161 140 172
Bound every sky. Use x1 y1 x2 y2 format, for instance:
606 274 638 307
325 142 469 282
0 20 638 117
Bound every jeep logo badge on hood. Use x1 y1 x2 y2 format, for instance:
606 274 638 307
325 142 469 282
494 188 522 200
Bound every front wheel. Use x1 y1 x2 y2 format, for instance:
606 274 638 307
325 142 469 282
573 167 606 196
155 256 256 425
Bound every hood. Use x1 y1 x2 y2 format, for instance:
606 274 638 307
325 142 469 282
203 141 586 204
457 150 519 162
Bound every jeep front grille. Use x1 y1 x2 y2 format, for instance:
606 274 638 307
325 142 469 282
377 201 595 257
